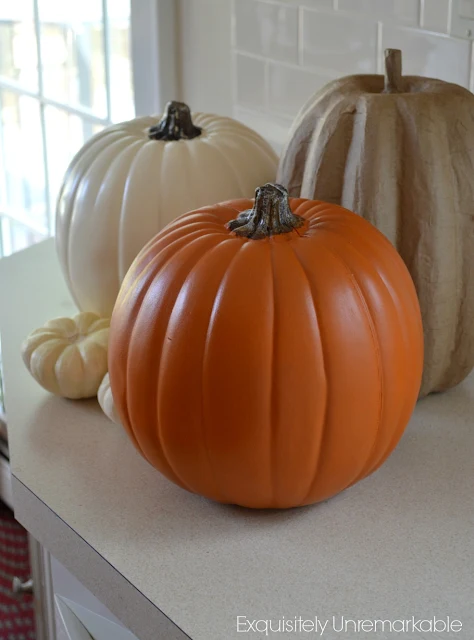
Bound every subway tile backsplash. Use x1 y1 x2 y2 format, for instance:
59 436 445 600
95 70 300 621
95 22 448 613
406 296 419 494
231 0 473 150
234 0 299 63
301 9 378 74
381 25 471 86
420 0 451 32
267 61 336 115
235 53 266 109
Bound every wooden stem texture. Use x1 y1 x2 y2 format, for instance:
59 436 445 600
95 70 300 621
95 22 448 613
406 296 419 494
228 183 304 239
148 101 202 141
384 49 403 93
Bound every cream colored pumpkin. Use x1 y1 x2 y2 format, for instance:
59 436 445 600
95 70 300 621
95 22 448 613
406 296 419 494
278 49 474 397
21 313 109 399
97 373 120 424
56 101 278 317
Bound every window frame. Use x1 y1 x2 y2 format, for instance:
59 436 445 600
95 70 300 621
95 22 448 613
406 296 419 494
0 0 174 256
130 0 177 117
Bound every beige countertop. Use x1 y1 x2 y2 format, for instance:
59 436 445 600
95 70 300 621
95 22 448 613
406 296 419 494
0 239 473 640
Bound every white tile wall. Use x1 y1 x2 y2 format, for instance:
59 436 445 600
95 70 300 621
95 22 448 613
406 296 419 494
231 0 474 150
235 53 266 109
301 9 378 73
234 106 294 142
338 0 420 25
268 61 336 114
178 0 234 115
234 0 299 63
382 24 471 86
297 0 334 8
459 0 474 19
421 0 451 32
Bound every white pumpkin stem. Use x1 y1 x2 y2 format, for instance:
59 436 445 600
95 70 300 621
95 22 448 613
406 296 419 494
148 101 202 141
228 183 304 239
384 49 403 93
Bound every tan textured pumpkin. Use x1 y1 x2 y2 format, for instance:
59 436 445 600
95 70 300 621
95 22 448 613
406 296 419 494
278 49 474 397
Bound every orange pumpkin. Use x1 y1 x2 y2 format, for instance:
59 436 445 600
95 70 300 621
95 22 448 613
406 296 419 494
109 183 423 509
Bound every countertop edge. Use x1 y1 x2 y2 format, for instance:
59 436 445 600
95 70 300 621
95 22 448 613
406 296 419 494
11 475 190 640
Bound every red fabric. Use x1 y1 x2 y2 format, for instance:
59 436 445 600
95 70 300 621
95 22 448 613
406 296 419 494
0 503 35 639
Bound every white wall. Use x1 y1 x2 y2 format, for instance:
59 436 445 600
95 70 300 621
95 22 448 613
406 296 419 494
177 0 233 115
177 0 474 151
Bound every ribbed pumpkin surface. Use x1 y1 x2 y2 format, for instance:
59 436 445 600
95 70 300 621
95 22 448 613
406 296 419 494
277 69 474 397
56 111 278 316
109 196 423 508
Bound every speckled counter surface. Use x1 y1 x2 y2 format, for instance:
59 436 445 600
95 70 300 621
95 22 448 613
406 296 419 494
0 239 473 640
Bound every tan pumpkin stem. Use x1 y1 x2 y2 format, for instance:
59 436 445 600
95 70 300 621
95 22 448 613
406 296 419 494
384 49 403 93
148 101 202 141
228 183 304 239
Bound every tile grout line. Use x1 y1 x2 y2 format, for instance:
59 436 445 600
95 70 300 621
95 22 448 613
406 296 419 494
469 39 474 92
264 59 270 115
376 21 383 73
447 0 453 33
419 0 425 28
234 49 340 79
230 0 239 119
297 5 305 67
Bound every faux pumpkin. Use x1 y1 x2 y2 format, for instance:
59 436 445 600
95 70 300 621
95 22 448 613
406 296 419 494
277 48 474 397
22 313 109 399
56 101 278 317
98 373 120 424
108 183 423 509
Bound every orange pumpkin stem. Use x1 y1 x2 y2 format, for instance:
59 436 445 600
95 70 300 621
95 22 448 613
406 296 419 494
148 101 202 141
228 183 304 239
384 49 403 93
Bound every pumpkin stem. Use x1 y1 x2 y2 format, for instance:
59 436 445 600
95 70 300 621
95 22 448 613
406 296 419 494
148 101 202 141
384 49 403 93
228 183 304 239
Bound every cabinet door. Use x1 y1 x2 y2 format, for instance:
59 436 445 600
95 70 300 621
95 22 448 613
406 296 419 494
32 546 140 640
50 554 125 626
28 536 57 640
55 596 139 640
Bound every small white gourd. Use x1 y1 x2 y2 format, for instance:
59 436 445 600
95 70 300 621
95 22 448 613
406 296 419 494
97 373 120 425
21 312 109 399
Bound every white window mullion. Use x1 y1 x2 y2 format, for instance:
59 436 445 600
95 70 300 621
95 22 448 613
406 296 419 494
0 77 40 100
39 104 52 232
0 78 110 125
0 93 7 217
33 0 52 233
1 218 11 257
38 98 110 127
41 97 110 126
0 1 135 256
1 208 48 236
130 0 177 116
102 0 113 123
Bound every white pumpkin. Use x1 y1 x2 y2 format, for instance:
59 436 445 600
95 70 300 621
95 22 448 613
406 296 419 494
56 101 278 317
21 313 109 399
97 373 120 425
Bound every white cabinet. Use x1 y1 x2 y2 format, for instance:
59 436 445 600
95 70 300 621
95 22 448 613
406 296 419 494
55 597 139 640
35 550 140 640
451 0 474 36
50 555 125 629
0 454 13 509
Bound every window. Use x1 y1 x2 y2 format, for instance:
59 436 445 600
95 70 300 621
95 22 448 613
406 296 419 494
0 0 135 257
